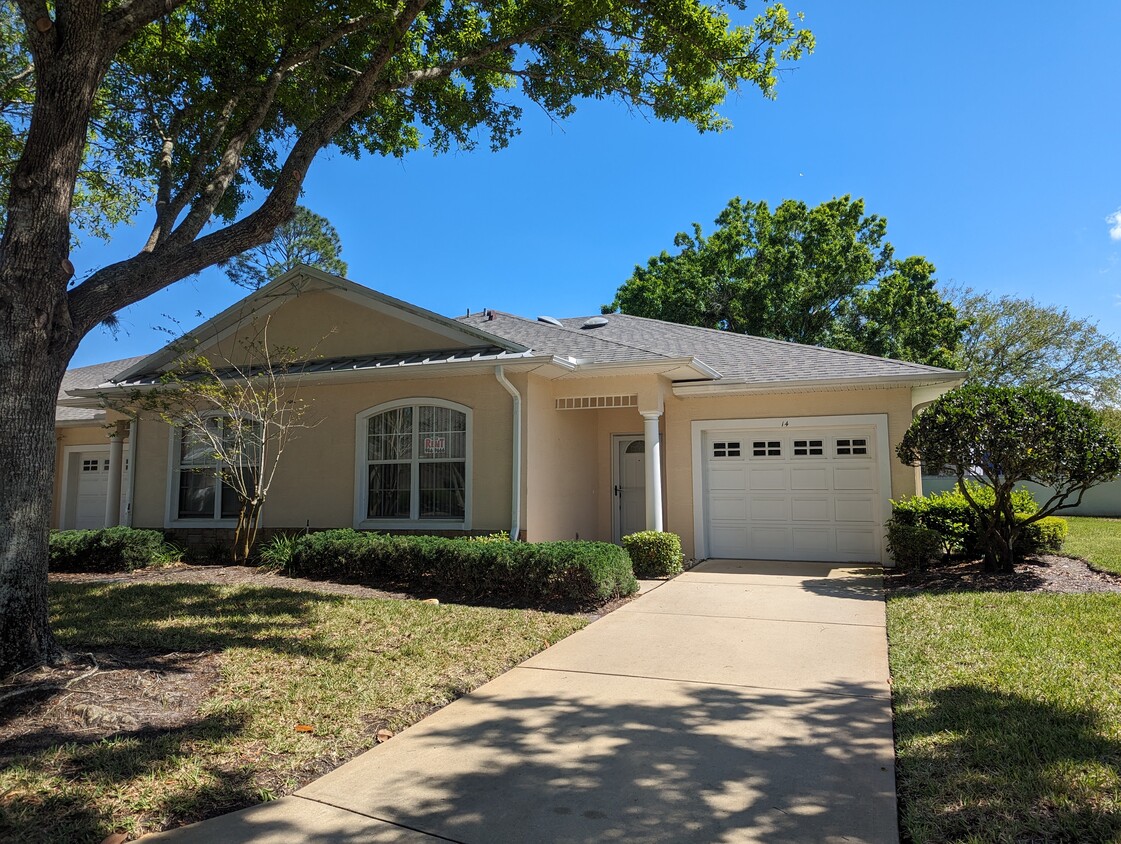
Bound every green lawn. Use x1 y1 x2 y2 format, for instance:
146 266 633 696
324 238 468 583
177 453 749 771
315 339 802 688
1063 516 1121 576
888 591 1121 843
0 582 586 843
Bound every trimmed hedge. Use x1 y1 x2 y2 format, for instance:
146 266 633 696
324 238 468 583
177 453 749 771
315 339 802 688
622 531 684 577
284 530 638 609
888 483 1068 563
50 527 180 572
886 524 943 571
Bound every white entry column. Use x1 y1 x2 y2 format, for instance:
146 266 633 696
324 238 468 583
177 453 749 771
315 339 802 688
104 421 127 527
642 411 664 532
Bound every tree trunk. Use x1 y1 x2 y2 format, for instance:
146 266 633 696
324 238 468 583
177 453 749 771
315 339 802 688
0 318 73 676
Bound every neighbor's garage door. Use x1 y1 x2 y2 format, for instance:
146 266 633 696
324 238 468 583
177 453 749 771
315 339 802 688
702 426 883 562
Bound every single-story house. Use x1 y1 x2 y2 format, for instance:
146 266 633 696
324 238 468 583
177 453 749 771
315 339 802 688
54 266 964 564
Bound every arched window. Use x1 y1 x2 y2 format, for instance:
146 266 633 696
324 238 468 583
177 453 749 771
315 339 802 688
355 400 471 527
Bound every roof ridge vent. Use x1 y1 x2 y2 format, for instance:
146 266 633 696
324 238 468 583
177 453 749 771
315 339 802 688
537 316 563 327
581 316 609 329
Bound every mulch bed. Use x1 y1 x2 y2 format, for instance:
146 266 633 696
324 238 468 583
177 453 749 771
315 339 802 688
886 553 1121 595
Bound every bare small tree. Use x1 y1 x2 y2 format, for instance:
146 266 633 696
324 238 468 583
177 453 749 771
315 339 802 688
120 321 316 562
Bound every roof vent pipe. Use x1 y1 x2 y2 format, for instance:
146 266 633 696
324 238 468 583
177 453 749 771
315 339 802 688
494 365 522 541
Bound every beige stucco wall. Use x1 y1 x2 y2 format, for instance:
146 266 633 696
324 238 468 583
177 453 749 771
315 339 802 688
129 372 516 533
190 290 475 368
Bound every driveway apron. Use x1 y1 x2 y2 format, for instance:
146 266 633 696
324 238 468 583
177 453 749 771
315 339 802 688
145 560 898 843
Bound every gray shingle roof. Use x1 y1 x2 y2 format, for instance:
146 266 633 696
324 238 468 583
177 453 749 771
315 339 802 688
459 311 959 384
57 355 148 423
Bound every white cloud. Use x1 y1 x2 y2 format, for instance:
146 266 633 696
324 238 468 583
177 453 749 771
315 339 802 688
1108 209 1121 241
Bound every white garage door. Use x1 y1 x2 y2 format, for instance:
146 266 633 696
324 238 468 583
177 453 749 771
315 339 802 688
702 426 884 563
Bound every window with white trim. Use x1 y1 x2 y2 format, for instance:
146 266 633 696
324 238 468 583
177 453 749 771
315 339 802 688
793 439 824 456
360 401 469 523
752 440 782 457
712 441 741 458
173 418 259 520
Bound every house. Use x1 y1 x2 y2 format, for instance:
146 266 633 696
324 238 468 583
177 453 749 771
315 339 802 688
55 266 964 563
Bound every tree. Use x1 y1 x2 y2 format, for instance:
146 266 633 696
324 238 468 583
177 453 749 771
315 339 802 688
897 385 1121 573
832 256 964 369
222 205 347 291
0 0 814 676
604 195 964 366
120 322 314 563
953 289 1121 406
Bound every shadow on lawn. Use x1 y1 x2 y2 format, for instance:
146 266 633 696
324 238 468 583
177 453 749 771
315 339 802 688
0 711 255 844
895 683 1121 843
49 582 350 660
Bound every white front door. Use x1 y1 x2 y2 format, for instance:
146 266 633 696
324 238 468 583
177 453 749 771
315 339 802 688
614 436 646 541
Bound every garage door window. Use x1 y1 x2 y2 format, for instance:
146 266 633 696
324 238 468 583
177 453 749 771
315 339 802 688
712 441 741 458
752 440 782 457
835 437 868 456
793 439 824 456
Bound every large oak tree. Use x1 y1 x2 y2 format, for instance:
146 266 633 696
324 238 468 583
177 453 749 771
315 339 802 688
0 0 813 676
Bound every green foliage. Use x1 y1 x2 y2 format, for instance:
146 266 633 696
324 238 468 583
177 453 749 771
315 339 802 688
221 206 348 291
899 386 1119 571
1020 516 1068 554
257 533 302 571
49 528 180 573
885 524 943 570
604 195 963 366
953 289 1121 407
890 486 1066 561
285 530 637 609
622 531 684 577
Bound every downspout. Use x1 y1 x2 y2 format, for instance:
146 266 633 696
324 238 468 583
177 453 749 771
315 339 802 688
125 419 138 527
494 366 522 541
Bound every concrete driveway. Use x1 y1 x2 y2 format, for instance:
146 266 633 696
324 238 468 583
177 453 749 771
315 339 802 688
146 560 897 843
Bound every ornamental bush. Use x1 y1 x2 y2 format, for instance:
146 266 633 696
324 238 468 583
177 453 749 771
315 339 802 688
49 527 181 572
885 523 943 570
284 532 637 609
622 531 684 577
898 385 1120 572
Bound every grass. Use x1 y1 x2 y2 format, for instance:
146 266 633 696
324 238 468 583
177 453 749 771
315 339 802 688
0 582 586 843
1063 516 1121 576
888 591 1121 843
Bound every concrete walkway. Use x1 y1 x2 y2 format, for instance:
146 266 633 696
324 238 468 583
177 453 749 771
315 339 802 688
147 561 898 843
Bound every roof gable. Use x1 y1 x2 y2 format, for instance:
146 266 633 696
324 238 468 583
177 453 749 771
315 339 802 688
115 266 525 381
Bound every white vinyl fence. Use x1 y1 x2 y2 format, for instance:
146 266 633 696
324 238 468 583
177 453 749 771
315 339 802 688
921 475 1121 517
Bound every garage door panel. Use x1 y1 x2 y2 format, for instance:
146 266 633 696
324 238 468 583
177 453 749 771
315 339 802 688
709 494 747 521
833 466 875 490
791 497 830 521
710 527 749 559
748 496 789 521
837 528 879 557
790 467 829 490
748 467 788 490
792 528 833 555
707 465 747 490
749 526 792 556
703 425 883 564
835 497 875 522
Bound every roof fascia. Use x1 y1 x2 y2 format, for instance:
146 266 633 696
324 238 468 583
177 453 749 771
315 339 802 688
564 357 722 380
673 373 966 397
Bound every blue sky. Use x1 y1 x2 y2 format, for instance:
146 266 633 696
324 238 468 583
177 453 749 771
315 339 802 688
71 1 1121 367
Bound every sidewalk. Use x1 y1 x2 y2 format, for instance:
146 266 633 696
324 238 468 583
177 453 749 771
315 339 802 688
146 560 898 843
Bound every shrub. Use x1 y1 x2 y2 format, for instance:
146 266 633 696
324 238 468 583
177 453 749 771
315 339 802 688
285 532 637 609
892 484 1039 558
49 527 178 572
622 531 684 577
1019 516 1068 553
886 524 943 570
